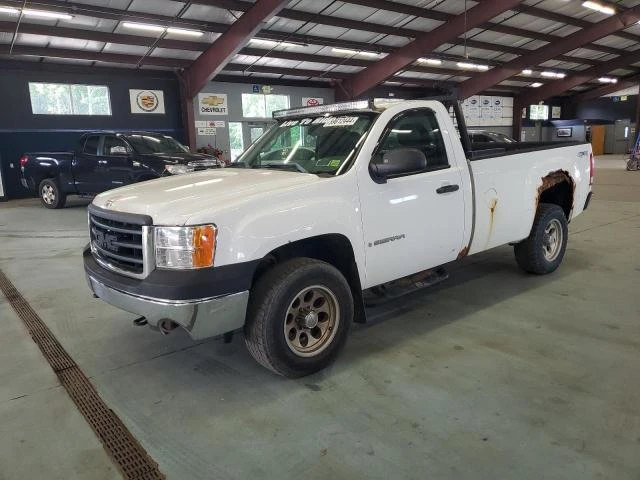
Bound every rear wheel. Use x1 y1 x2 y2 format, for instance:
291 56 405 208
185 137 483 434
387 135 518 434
39 178 66 209
244 258 353 377
514 203 568 274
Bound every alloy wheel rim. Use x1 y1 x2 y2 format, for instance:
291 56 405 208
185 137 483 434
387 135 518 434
284 285 340 357
42 185 55 204
542 218 563 262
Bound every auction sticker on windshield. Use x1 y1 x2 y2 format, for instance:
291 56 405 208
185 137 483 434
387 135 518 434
280 116 359 128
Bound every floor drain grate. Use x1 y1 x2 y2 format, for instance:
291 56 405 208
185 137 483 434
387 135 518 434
0 268 165 480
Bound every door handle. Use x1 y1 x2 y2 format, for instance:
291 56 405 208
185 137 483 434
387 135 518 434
436 184 459 194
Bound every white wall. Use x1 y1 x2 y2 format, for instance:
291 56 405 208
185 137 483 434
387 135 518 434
194 81 335 157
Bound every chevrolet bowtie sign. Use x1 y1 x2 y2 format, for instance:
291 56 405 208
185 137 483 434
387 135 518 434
198 93 228 115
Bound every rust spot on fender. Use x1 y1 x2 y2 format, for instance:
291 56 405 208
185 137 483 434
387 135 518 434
457 246 470 260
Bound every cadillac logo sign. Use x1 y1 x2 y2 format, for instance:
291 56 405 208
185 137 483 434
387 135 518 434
137 91 159 112
130 89 166 114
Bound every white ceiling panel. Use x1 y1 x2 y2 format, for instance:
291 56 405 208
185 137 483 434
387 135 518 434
593 35 638 50
329 64 364 73
498 80 530 86
151 48 200 60
15 33 50 47
72 0 132 9
329 4 380 22
566 48 618 60
128 0 185 17
233 54 262 64
280 75 312 81
103 43 150 55
267 17 308 33
289 0 338 15
48 37 104 51
373 36 410 47
0 32 12 44
41 57 93 66
335 30 382 43
255 57 302 69
401 17 443 33
360 10 414 29
501 13 564 35
431 1 480 15
181 4 238 24
303 24 349 39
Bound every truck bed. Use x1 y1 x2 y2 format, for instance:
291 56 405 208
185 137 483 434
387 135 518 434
469 141 582 160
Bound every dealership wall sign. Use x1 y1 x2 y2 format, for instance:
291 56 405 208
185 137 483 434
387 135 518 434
302 97 324 107
198 94 228 115
198 127 216 136
129 89 165 114
195 120 226 128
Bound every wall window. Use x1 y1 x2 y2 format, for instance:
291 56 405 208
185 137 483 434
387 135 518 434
229 122 245 161
29 82 112 116
241 93 289 118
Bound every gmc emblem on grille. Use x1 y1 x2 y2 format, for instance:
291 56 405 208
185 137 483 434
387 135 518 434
93 229 119 252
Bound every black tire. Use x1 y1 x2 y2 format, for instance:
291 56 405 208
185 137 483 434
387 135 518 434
39 178 66 209
244 258 353 378
514 203 568 275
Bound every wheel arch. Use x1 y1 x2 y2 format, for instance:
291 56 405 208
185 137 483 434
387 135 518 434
252 234 366 324
537 170 575 220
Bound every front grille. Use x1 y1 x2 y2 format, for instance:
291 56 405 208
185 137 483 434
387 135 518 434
88 205 151 276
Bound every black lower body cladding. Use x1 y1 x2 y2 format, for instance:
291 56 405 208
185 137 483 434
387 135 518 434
83 247 260 301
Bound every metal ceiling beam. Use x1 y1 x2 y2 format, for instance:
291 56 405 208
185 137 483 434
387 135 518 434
517 49 640 105
0 45 191 67
182 0 288 97
569 73 640 103
340 0 522 99
337 0 628 56
457 5 640 100
512 4 640 44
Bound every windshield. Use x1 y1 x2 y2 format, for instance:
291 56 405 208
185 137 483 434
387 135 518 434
125 134 189 154
233 113 376 175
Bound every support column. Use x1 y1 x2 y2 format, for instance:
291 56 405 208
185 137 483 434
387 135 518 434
513 98 524 142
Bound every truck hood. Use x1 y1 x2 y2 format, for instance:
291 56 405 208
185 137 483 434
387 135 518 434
92 168 321 225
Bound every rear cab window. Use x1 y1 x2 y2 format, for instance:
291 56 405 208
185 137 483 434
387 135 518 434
83 135 100 155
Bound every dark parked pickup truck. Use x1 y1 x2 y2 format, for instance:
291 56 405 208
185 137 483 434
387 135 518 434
20 131 224 209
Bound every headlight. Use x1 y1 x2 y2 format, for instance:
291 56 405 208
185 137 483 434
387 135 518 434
154 225 216 269
165 164 194 175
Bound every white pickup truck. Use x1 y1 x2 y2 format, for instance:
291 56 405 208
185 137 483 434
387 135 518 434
84 98 594 377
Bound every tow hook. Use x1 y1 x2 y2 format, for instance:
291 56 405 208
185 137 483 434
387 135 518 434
133 316 148 326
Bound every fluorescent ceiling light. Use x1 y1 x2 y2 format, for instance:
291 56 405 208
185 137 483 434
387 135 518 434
249 38 298 48
122 22 165 32
598 77 618 83
22 8 73 20
332 47 379 57
419 58 443 65
582 1 615 15
457 62 489 71
541 71 566 79
522 69 533 75
166 27 203 37
0 6 19 14
530 82 543 88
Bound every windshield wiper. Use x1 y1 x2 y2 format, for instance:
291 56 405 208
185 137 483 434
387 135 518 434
260 163 309 173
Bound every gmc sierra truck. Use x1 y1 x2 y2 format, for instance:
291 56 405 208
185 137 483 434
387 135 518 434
20 131 223 209
84 98 594 377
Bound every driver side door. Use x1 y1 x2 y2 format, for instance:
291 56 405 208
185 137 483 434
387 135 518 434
357 108 466 288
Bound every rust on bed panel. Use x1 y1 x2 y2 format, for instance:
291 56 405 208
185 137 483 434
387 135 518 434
536 170 575 213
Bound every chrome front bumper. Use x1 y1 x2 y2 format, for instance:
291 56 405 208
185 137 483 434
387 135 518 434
86 275 249 340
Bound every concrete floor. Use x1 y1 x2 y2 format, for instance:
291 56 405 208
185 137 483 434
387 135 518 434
0 158 639 480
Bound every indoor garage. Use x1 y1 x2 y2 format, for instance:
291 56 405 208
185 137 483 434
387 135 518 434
1 1 639 479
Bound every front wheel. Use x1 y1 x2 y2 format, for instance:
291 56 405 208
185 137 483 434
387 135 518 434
244 258 353 378
514 203 568 275
39 178 66 209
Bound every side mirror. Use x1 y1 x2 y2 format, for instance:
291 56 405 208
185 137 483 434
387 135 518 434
370 148 427 183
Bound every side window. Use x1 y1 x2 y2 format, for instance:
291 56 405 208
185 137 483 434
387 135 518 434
83 135 100 155
377 109 449 170
103 136 129 156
